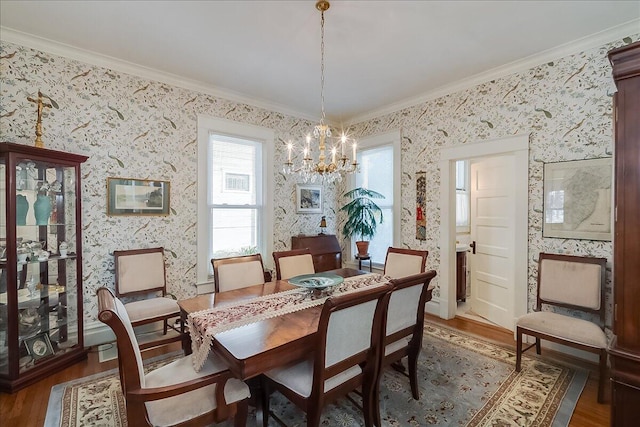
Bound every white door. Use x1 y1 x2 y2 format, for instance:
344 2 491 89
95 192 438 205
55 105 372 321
469 155 516 330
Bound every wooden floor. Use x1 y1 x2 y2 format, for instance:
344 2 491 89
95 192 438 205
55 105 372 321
0 315 610 426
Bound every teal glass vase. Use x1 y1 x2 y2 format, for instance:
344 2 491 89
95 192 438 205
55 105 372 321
16 194 29 226
34 195 52 226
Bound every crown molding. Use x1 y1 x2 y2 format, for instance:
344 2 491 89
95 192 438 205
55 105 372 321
2 19 638 127
348 19 640 125
0 26 319 123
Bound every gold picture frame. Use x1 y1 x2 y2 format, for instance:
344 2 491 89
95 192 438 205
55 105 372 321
107 177 170 216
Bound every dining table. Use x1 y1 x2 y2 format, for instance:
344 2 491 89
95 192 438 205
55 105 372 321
178 267 392 426
178 268 378 380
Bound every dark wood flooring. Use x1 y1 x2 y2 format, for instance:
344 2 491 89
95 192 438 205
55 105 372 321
0 315 609 426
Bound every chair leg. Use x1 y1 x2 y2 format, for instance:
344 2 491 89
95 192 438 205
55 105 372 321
307 405 322 427
260 376 270 427
234 399 248 427
515 328 523 372
408 351 420 400
535 337 541 355
598 349 607 404
163 319 168 335
373 378 382 427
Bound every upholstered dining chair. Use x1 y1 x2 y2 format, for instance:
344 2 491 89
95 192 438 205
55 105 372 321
97 287 250 427
212 253 271 292
272 248 315 280
114 247 184 350
515 252 608 403
260 284 393 427
383 247 428 279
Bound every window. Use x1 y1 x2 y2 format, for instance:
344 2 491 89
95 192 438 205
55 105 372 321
348 131 401 265
197 116 274 284
456 160 470 232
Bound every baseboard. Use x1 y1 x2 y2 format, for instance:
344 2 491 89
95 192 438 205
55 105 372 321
425 299 439 316
84 320 170 348
84 320 115 348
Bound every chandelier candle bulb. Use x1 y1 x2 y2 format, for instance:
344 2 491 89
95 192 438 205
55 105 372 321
287 143 292 162
352 142 357 160
341 134 346 156
332 147 337 164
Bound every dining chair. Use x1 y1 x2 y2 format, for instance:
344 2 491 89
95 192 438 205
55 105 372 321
212 253 271 292
272 248 315 280
515 252 608 403
260 284 393 427
97 287 250 427
383 247 428 279
114 247 185 350
372 270 437 426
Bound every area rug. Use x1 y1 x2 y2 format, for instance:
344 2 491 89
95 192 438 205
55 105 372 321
45 322 587 427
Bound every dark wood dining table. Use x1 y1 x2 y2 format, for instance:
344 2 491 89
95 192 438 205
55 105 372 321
178 267 367 381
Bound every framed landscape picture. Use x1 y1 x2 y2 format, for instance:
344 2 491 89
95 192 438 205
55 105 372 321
296 184 322 214
107 177 170 216
543 158 612 241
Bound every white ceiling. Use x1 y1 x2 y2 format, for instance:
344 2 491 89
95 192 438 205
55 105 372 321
1 1 639 124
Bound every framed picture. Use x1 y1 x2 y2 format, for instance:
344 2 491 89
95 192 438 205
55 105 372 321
107 177 170 216
543 157 612 241
24 332 54 360
296 184 322 214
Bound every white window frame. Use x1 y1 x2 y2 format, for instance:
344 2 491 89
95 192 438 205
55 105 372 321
196 115 274 286
346 130 401 268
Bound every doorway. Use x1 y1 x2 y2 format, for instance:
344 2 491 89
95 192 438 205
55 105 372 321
438 134 529 331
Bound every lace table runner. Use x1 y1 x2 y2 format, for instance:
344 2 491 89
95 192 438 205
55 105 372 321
188 273 389 371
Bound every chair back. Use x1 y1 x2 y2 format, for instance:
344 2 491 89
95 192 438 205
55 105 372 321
114 247 166 297
385 270 437 347
383 247 428 278
97 287 145 391
212 253 266 292
313 284 391 397
273 248 315 280
537 252 607 323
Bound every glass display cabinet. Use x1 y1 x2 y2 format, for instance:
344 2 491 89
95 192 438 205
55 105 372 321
0 142 88 392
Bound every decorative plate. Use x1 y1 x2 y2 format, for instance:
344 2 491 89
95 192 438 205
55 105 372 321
288 273 344 290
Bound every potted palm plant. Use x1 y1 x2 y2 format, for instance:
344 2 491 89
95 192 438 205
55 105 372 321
340 187 385 256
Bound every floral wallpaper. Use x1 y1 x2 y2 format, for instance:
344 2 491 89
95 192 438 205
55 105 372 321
346 34 638 329
1 32 637 332
0 40 340 326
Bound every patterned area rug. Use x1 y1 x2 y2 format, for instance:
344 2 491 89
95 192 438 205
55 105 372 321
45 322 587 427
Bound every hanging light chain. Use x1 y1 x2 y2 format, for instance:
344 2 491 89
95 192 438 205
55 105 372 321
319 6 326 125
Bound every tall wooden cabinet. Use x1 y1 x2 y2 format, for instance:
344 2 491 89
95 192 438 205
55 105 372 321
0 142 88 392
608 42 640 424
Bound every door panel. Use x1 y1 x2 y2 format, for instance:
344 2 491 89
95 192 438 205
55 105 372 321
470 155 515 330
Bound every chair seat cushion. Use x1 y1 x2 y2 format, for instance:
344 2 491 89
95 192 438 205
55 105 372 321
517 311 607 348
145 353 250 426
265 358 362 398
124 297 179 323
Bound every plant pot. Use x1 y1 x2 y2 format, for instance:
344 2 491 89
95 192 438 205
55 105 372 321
355 241 370 256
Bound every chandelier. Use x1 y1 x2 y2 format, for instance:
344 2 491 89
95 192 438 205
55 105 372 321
283 0 358 184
